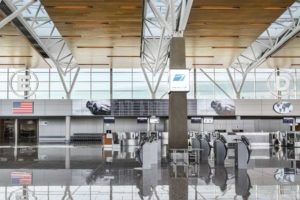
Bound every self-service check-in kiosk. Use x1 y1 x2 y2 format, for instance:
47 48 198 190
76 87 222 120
235 169 251 199
235 136 251 169
198 134 212 162
212 165 228 192
213 135 228 165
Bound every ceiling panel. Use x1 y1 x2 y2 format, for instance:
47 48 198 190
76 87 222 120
0 0 297 69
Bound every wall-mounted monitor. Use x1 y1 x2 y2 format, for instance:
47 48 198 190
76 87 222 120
150 117 160 124
137 117 148 124
215 129 226 133
191 117 202 124
283 118 294 124
104 117 115 124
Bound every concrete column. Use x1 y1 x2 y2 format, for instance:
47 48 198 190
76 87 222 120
168 37 188 149
65 147 70 169
65 116 71 144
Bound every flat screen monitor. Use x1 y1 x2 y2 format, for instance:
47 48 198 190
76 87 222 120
191 117 202 124
104 117 115 124
137 117 148 124
150 117 160 124
283 118 294 124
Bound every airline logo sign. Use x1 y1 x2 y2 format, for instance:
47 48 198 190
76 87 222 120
169 69 190 92
273 101 293 114
173 74 186 81
267 69 294 98
10 69 39 98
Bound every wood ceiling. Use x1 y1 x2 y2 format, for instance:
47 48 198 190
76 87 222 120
0 0 298 69
0 16 48 67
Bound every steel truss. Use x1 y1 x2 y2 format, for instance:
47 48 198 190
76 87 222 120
0 0 80 99
201 1 300 99
141 0 193 98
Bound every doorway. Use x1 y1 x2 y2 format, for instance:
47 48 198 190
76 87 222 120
18 119 38 145
0 119 15 145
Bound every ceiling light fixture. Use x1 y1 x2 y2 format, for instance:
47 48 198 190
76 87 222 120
193 6 240 10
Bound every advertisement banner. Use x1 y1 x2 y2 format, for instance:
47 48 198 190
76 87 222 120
72 100 111 116
197 99 235 116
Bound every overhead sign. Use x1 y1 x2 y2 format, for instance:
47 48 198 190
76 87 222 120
273 101 293 114
104 117 115 124
283 118 294 124
191 117 202 124
10 69 39 98
137 117 148 123
203 117 214 124
169 69 190 92
149 116 160 124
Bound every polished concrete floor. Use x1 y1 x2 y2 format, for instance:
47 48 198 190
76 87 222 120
0 144 299 199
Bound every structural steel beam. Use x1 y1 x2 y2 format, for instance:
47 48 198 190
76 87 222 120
0 0 34 29
0 0 80 99
141 0 193 99
202 1 300 99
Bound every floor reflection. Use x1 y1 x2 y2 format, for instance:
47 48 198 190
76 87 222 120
0 145 299 199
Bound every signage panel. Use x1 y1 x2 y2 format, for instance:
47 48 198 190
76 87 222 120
273 101 293 114
191 117 202 124
169 69 190 92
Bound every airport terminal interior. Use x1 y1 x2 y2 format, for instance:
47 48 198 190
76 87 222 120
2 0 300 199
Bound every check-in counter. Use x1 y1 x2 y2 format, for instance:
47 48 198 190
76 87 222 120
221 132 271 147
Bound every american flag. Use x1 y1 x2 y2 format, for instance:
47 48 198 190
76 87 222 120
11 172 32 185
12 101 34 114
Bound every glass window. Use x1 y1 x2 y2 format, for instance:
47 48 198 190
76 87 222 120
0 92 7 99
76 71 91 82
73 82 90 90
113 82 132 91
92 91 110 99
92 82 110 91
92 72 110 82
72 91 91 99
113 91 132 99
50 82 65 91
50 91 66 99
0 72 7 82
0 82 7 91
133 91 151 99
113 73 132 82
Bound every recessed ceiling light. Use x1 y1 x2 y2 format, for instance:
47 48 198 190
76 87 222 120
212 46 247 49
51 6 93 9
264 7 285 10
186 56 214 58
77 46 114 49
193 6 240 10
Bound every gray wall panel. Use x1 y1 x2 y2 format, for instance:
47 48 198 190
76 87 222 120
39 118 66 137
71 118 103 135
